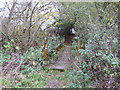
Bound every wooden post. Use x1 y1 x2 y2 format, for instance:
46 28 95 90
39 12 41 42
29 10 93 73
42 38 49 60
78 40 82 55
42 39 48 52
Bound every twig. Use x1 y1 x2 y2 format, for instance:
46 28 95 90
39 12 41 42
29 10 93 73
3 59 16 74
13 58 23 79
73 61 81 71
28 2 39 40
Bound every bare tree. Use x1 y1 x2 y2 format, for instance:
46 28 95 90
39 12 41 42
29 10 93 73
1 1 58 52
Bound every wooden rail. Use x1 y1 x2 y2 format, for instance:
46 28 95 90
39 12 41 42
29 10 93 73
78 40 83 55
42 38 65 60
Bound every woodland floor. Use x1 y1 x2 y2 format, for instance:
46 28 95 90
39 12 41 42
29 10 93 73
2 42 78 88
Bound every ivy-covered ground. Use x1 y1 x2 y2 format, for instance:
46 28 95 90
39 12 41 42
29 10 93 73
2 45 75 88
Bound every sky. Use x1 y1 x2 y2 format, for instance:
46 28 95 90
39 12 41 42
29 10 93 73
0 0 40 17
0 0 8 17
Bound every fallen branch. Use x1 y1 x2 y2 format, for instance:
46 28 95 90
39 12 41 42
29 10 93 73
73 61 82 71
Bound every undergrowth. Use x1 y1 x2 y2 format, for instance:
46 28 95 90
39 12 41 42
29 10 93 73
1 37 60 88
69 28 120 88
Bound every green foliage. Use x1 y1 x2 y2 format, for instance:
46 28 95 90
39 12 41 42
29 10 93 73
15 72 47 88
3 40 14 53
70 36 119 88
70 5 119 85
54 18 74 36
21 47 44 68
0 51 10 64
2 71 48 88
1 2 119 88
69 70 91 88
23 47 43 61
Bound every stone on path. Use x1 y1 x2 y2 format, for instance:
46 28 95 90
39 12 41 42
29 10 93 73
48 79 58 88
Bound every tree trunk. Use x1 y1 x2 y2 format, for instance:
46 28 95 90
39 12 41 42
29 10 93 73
117 2 120 59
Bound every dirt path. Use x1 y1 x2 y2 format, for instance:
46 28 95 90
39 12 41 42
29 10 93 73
46 70 72 88
48 46 73 70
46 45 75 88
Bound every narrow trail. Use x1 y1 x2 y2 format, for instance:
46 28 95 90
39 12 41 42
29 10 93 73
46 70 72 88
45 43 75 88
48 46 73 70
